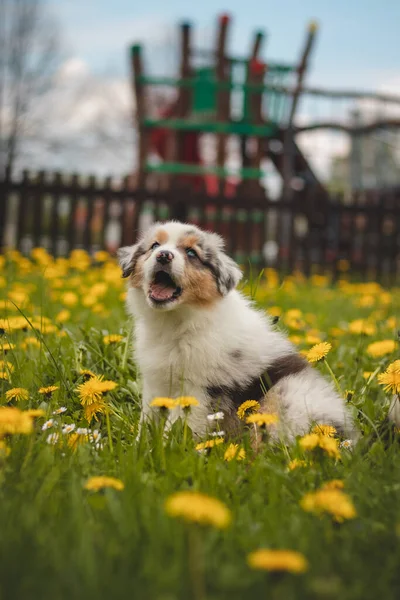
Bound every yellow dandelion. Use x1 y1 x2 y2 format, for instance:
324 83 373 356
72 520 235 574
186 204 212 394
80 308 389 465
38 385 59 396
299 433 340 460
5 387 29 402
305 334 322 345
67 432 89 451
0 440 11 457
103 334 124 345
20 337 41 350
165 491 231 529
76 376 117 406
246 413 279 427
55 309 71 324
306 342 332 363
348 319 376 336
247 549 308 574
288 459 308 471
311 424 337 437
84 400 108 423
0 361 14 373
61 292 79 307
0 342 15 353
237 400 261 420
224 443 246 462
301 488 356 522
378 360 400 394
84 476 124 492
0 371 10 381
367 340 397 358
150 397 177 410
25 409 46 418
195 438 224 451
80 369 96 379
344 390 355 400
94 250 110 262
363 371 373 380
174 396 199 408
0 407 34 435
321 479 345 491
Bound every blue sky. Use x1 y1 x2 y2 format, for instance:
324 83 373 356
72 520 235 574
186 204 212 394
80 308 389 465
52 0 400 89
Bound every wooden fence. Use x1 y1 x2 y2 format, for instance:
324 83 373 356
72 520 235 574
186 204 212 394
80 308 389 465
1 171 400 283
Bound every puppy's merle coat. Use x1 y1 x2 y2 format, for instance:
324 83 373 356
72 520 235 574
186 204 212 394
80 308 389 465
119 221 356 440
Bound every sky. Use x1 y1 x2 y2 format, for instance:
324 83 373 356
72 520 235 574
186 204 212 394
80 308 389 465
51 0 400 90
16 0 399 179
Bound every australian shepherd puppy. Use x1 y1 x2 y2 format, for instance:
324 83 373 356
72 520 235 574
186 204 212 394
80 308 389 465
118 221 356 441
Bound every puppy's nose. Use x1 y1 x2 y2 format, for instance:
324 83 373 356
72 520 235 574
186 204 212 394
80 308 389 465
156 250 174 265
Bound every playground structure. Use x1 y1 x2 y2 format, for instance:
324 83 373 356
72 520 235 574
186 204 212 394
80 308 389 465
130 14 325 213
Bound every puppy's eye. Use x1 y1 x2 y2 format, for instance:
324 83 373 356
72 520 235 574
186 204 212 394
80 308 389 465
186 248 197 259
150 242 160 251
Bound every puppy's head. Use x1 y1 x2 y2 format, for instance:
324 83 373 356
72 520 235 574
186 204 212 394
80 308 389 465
118 221 242 311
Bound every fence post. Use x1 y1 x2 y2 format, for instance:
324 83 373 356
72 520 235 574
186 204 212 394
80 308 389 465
0 167 11 252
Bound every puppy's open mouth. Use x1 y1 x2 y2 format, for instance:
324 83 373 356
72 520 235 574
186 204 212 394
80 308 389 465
149 271 182 304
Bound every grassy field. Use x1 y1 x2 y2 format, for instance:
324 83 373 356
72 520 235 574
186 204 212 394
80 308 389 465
0 248 399 600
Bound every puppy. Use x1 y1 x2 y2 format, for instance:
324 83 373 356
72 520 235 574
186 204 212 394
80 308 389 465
118 221 356 441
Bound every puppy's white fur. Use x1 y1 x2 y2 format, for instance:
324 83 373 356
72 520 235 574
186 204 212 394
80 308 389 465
119 221 356 440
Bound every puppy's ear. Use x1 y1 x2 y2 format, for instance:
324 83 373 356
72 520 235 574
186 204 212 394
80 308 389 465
203 232 242 295
117 243 142 278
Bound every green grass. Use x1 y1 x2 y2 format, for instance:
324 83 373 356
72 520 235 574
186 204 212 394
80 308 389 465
0 252 400 600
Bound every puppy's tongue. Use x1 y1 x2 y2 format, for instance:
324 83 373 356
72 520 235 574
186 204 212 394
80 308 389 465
150 282 175 301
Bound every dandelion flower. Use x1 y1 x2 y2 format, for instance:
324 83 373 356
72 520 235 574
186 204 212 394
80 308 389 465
299 433 340 459
103 334 124 345
348 319 376 336
0 440 11 457
288 459 308 471
367 340 397 358
20 337 40 350
84 400 108 423
80 369 96 379
246 413 279 427
165 491 231 529
150 397 177 410
55 310 71 324
224 443 246 461
311 424 337 437
174 396 199 409
5 387 29 402
84 476 124 492
0 342 16 353
0 360 14 373
321 479 344 491
0 371 10 381
378 360 400 394
25 409 45 418
195 438 224 451
247 549 309 574
38 385 59 396
237 400 260 420
76 376 113 406
306 342 332 363
301 488 356 522
0 407 34 435
42 419 55 431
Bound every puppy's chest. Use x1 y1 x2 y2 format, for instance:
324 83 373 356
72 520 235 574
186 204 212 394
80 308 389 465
137 329 225 386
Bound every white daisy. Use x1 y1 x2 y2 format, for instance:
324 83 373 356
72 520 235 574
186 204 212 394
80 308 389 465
53 406 67 415
76 427 89 435
211 430 225 437
340 439 354 450
46 432 59 445
42 419 55 431
207 412 224 422
62 424 76 434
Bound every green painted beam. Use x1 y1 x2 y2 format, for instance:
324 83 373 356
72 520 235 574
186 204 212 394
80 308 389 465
145 162 268 180
137 75 293 92
143 117 278 137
